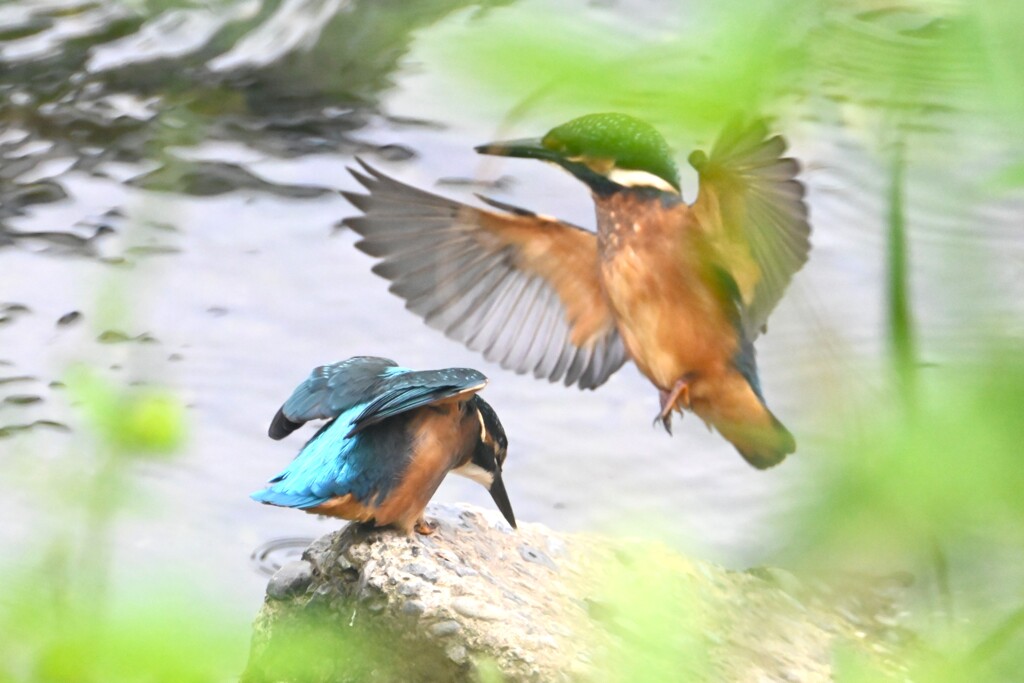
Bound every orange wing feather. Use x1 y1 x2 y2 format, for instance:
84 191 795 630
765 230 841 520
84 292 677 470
473 211 618 347
343 162 629 389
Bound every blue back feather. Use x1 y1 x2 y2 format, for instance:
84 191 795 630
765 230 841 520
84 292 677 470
712 264 765 402
255 360 488 511
733 336 763 401
252 403 404 508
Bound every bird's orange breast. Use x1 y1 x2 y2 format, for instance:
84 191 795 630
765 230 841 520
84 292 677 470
370 403 474 532
594 194 739 391
309 403 475 533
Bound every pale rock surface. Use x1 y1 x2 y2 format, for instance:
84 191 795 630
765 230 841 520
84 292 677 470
244 503 911 682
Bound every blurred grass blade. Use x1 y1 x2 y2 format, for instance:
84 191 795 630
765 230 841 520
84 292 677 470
886 140 917 404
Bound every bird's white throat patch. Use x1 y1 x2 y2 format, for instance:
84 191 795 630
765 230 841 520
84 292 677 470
607 168 678 193
452 462 494 487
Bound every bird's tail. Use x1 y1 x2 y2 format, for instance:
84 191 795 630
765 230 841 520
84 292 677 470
696 374 795 469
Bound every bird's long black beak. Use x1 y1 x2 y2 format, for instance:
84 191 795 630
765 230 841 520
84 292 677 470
475 137 562 164
487 472 517 529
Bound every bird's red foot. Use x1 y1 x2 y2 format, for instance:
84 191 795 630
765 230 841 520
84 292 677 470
654 375 695 435
414 518 436 535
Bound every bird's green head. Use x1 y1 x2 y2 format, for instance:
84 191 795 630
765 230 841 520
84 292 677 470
476 113 680 193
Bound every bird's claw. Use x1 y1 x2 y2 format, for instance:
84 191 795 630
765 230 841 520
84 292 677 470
656 375 695 436
653 411 673 435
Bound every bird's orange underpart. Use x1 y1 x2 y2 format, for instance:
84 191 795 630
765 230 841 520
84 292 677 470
308 494 378 524
690 371 794 469
371 402 476 532
595 193 739 390
305 402 480 533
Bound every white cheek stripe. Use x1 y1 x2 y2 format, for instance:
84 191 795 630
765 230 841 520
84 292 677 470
607 168 679 193
453 462 494 487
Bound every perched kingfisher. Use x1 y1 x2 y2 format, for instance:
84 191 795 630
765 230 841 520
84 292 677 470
252 356 516 533
342 114 810 469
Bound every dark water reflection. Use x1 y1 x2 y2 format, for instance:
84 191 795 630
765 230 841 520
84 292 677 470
1 0 1022 605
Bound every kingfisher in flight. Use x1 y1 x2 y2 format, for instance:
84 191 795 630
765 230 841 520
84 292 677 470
342 114 810 469
252 356 516 533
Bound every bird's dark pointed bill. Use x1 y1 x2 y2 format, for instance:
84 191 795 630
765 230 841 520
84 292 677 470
475 137 560 163
488 473 517 529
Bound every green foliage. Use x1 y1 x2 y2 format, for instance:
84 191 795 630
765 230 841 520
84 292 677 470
0 364 240 683
886 144 916 401
422 0 1020 154
1 580 247 683
795 353 1024 681
803 355 1024 558
243 606 411 683
589 543 709 682
473 658 505 683
421 0 811 136
991 161 1024 190
961 0 1024 132
65 367 186 456
833 644 900 683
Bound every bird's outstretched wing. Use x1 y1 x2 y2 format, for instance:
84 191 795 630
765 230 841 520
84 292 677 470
268 356 398 440
346 367 487 437
342 161 628 389
689 120 811 340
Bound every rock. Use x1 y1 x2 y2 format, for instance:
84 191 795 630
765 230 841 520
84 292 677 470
56 311 82 327
445 644 468 665
401 601 425 617
428 620 462 638
518 544 558 571
404 562 439 583
266 560 314 600
243 503 909 683
450 597 505 622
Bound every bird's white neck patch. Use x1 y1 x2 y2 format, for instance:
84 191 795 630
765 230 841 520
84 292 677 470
453 462 494 487
476 407 497 448
607 168 678 193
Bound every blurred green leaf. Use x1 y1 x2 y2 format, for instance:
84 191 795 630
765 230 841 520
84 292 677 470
803 352 1024 679
886 143 917 401
242 605 426 683
803 355 1024 560
423 0 813 137
65 367 187 456
590 542 709 682
834 643 899 683
973 0 1024 127
425 0 1017 154
474 658 505 683
989 161 1024 190
1 584 246 683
